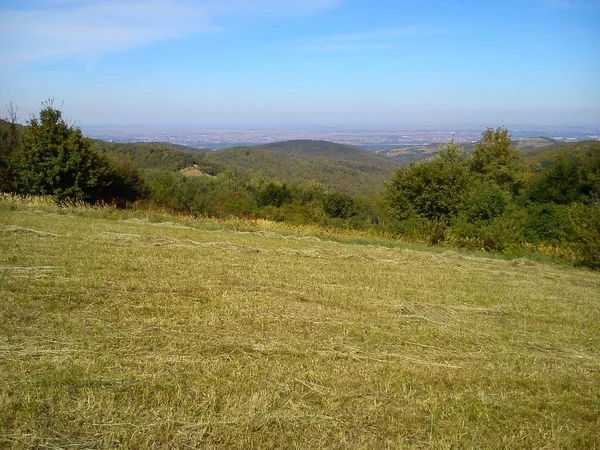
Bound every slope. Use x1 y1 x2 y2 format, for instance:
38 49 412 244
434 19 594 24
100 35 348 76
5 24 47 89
260 139 393 165
91 140 220 174
203 145 396 195
521 139 600 165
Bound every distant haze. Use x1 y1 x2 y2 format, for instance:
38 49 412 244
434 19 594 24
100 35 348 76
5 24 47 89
81 125 600 150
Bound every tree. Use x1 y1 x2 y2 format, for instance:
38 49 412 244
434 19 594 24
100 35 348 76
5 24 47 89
323 191 357 219
470 127 520 190
0 104 22 192
385 148 471 222
18 102 117 202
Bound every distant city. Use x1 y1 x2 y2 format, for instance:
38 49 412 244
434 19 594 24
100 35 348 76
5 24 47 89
82 125 600 151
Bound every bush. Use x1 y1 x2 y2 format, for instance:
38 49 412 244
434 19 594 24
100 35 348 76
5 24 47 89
143 169 212 214
323 192 357 219
256 181 292 207
463 182 510 225
565 203 600 268
385 157 471 222
524 154 600 205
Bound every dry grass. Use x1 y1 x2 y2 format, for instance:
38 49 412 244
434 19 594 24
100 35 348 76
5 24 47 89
1 197 599 448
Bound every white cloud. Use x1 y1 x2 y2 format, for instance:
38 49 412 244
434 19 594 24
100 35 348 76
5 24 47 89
0 0 341 68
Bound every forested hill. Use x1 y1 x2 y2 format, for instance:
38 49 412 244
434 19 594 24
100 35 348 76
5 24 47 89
259 139 395 165
521 140 600 164
91 140 220 173
203 145 396 195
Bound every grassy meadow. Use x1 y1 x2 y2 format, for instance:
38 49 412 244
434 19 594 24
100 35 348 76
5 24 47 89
1 196 599 448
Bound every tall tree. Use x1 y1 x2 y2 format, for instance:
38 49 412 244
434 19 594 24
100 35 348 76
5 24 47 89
470 127 520 191
18 102 115 202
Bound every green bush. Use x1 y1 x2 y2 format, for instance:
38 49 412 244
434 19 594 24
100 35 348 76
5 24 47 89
464 182 510 225
143 169 212 214
385 157 470 222
323 192 357 219
565 203 600 268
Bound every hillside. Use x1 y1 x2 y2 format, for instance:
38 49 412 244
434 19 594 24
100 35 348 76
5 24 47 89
203 145 396 195
515 136 558 153
1 197 599 448
521 139 600 165
376 143 442 164
91 140 216 172
260 139 393 164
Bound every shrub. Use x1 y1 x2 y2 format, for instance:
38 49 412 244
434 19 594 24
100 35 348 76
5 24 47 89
385 158 471 222
323 192 357 219
565 203 600 268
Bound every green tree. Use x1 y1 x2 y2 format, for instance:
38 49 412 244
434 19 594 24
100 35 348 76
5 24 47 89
18 102 116 202
524 153 600 205
323 191 357 219
470 127 520 190
385 149 471 222
256 181 292 207
0 104 22 192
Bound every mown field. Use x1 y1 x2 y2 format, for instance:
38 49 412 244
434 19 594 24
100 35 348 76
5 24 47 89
1 197 599 448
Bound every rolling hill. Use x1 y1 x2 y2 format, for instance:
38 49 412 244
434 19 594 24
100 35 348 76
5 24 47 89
203 143 397 195
91 140 213 172
260 139 392 164
516 137 559 153
521 140 600 166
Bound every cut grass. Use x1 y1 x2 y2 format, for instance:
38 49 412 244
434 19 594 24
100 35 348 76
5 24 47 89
1 197 599 448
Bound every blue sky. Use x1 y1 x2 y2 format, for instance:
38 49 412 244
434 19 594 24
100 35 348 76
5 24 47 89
0 0 599 127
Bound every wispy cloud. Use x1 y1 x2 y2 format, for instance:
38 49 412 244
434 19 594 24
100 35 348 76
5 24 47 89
299 26 441 53
0 0 341 69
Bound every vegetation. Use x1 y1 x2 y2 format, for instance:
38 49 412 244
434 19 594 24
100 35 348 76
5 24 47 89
1 105 599 268
1 102 599 447
1 104 144 204
92 140 219 173
1 196 599 448
384 129 600 268
202 145 396 196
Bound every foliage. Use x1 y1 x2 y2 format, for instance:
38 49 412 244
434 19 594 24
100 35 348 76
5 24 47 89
565 202 600 268
0 113 23 192
204 145 395 195
463 181 510 225
470 127 521 190
260 139 392 164
523 152 600 205
323 191 357 219
385 148 471 222
16 104 120 203
256 181 292 207
94 140 222 174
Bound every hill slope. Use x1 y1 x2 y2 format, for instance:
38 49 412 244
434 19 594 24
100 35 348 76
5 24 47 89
260 139 393 164
521 139 600 165
1 198 599 448
204 144 396 195
91 140 214 172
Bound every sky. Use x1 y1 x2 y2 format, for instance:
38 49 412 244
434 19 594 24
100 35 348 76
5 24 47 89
0 0 599 127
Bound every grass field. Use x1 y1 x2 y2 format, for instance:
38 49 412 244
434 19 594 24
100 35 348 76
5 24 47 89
1 197 599 448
